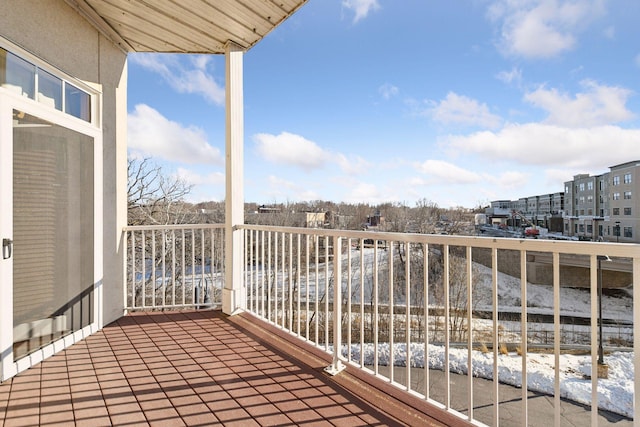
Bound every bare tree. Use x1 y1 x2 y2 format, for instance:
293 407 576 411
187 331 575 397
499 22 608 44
127 158 196 225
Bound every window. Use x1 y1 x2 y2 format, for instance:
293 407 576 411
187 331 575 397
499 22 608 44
624 173 632 184
579 183 585 191
587 182 593 190
613 192 620 200
39 69 63 110
579 196 585 204
613 176 620 185
579 224 585 233
1 47 91 122
613 207 620 215
1 49 35 98
65 83 91 122
600 180 605 190
565 185 569 194
624 227 633 238
587 195 593 203
624 207 632 215
587 224 593 233
624 191 632 200
587 209 593 215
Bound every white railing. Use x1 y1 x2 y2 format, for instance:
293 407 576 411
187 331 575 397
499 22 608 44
121 222 638 425
240 224 640 427
123 224 225 310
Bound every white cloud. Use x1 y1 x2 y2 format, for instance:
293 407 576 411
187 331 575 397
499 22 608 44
416 159 482 184
253 132 331 170
128 104 222 164
254 132 373 175
442 123 640 170
336 153 371 175
264 175 321 201
496 67 523 86
487 0 606 59
486 170 531 189
379 83 399 100
425 92 502 129
344 182 386 203
130 53 225 105
524 80 635 127
175 168 224 186
342 0 381 24
603 25 615 40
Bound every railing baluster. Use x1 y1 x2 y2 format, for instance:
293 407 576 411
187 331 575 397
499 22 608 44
296 233 301 336
589 254 598 427
315 235 319 346
423 242 429 400
141 231 146 308
304 234 311 341
161 230 166 306
171 230 176 307
467 246 473 421
374 242 379 376
491 247 499 425
360 238 365 368
444 244 451 410
324 235 329 351
521 250 528 427
389 241 394 384
347 238 352 364
553 252 561 427
405 242 411 391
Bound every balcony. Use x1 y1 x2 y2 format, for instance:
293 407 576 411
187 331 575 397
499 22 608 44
2 223 638 426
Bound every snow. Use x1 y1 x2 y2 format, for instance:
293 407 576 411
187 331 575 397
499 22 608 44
339 343 634 418
337 250 635 418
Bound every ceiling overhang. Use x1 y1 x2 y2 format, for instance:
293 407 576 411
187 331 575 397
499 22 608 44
64 0 307 54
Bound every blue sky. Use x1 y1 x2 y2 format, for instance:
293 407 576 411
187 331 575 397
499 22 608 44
127 0 640 209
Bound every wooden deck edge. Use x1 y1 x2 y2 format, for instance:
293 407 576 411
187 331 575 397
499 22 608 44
226 311 472 427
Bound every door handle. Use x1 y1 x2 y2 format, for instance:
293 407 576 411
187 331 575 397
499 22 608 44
2 238 13 259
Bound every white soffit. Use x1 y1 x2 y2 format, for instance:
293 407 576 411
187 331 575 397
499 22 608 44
64 0 307 53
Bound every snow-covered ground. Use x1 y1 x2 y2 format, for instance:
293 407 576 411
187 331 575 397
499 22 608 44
340 342 634 419
340 254 635 418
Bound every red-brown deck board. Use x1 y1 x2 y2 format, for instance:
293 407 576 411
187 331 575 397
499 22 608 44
0 310 463 426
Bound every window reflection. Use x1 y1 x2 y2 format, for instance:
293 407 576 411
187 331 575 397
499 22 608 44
38 69 62 110
0 48 36 99
1 47 92 122
65 83 91 121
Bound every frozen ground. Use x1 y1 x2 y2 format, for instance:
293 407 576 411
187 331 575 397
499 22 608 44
340 259 635 418
340 343 633 419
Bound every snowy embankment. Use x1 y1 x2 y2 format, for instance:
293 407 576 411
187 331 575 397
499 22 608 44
340 342 634 418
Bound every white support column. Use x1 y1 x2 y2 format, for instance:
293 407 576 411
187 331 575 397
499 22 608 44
223 41 245 315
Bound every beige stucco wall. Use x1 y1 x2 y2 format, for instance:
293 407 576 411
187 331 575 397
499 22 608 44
0 1 128 326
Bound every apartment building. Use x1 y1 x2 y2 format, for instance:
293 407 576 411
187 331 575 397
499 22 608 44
486 193 564 231
489 161 640 243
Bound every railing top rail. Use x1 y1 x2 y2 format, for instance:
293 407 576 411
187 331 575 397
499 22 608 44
238 224 639 258
123 223 225 232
